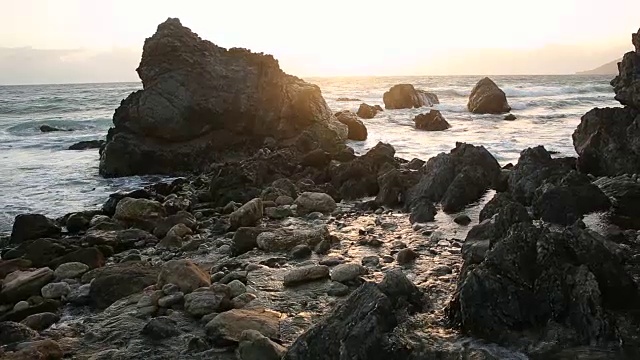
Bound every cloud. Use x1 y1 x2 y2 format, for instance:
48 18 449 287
0 47 141 85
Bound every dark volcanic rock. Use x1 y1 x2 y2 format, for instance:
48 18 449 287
335 110 368 140
99 18 347 177
10 214 61 245
508 146 575 205
413 110 450 131
383 84 439 109
467 77 511 114
356 103 379 119
408 142 501 213
611 30 640 109
595 175 640 227
375 168 421 207
89 262 159 309
283 270 421 360
532 171 611 225
449 221 640 350
68 140 105 150
573 107 640 176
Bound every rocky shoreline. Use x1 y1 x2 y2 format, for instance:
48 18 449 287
1 19 640 360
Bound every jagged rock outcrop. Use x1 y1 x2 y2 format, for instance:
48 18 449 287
467 77 511 114
413 110 450 131
99 18 347 177
573 28 640 176
449 217 640 352
407 143 501 214
335 110 368 140
383 84 439 109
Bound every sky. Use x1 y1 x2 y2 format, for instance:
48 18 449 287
0 0 639 84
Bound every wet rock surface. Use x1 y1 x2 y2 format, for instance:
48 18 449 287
467 77 511 114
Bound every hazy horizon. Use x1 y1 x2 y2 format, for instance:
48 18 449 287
1 0 638 85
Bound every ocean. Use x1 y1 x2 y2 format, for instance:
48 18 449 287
0 75 619 233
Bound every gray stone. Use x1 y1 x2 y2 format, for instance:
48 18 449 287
330 263 366 283
283 265 330 286
228 280 247 298
0 267 54 303
327 281 350 297
41 282 71 299
20 312 60 331
237 329 287 360
294 192 336 215
13 301 30 312
157 292 184 307
396 248 418 265
184 291 228 316
232 293 257 309
229 198 263 230
54 262 89 280
205 308 281 343
291 244 312 259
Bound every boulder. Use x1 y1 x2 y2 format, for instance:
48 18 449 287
330 263 366 283
65 212 91 233
20 312 60 331
49 247 105 269
283 265 330 286
41 282 71 299
0 259 32 280
184 290 229 317
356 103 379 119
229 198 263 230
375 168 421 207
157 259 211 294
89 262 159 309
99 18 346 177
237 329 287 360
10 214 60 244
68 139 105 150
0 268 54 303
256 226 330 252
40 125 71 132
383 84 438 109
408 142 501 213
54 262 90 280
232 227 269 256
294 192 336 215
205 308 281 344
335 110 368 140
114 197 165 222
467 77 511 114
141 316 181 340
414 110 450 131
408 200 437 224
3 238 67 268
594 175 640 226
0 321 38 345
573 107 640 176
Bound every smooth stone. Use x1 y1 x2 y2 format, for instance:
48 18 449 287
396 249 418 265
330 263 366 283
327 281 350 297
283 265 330 286
227 280 247 298
54 262 89 280
41 282 71 299
157 292 184 308
20 312 60 331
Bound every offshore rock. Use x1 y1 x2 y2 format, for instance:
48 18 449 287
356 103 380 119
99 18 346 177
467 77 511 114
413 110 451 131
383 84 439 109
335 110 368 140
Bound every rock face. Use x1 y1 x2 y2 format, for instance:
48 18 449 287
413 110 450 131
335 110 368 140
408 142 501 214
467 77 511 114
573 29 640 176
99 18 347 177
383 84 439 109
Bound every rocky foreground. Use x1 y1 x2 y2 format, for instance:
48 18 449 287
2 21 640 360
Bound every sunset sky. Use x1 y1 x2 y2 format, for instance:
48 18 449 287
1 0 639 84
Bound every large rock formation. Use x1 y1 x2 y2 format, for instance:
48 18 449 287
383 84 439 109
335 110 368 141
573 28 640 176
467 77 511 114
99 18 347 177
